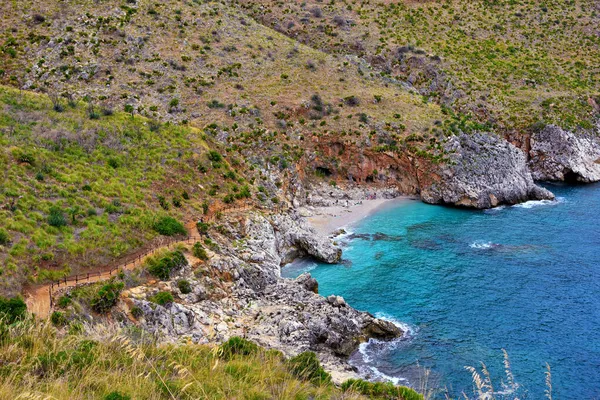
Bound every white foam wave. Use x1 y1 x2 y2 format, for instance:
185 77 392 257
470 240 496 249
513 196 565 209
356 342 408 385
483 205 506 214
374 312 416 338
350 313 416 386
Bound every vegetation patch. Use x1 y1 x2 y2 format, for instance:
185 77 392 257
145 250 187 280
341 379 423 400
287 351 332 385
90 281 124 313
152 216 186 236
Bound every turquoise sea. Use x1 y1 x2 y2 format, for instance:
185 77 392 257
283 183 600 399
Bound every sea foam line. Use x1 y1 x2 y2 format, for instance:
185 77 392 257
512 196 565 209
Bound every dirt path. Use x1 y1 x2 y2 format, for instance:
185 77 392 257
23 203 253 319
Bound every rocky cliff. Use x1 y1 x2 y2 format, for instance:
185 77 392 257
126 210 401 383
529 125 600 183
420 133 554 208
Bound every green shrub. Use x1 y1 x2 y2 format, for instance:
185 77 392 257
48 206 67 227
192 242 208 261
219 337 259 360
150 291 174 306
287 352 331 385
57 295 71 308
107 158 120 169
146 250 187 280
223 194 235 204
0 296 26 324
13 149 35 165
50 311 67 326
153 216 186 236
196 221 210 234
90 282 124 313
0 229 10 245
104 391 131 400
130 306 143 319
341 379 423 400
177 279 192 294
207 150 222 162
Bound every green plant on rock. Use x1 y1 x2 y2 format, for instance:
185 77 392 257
90 281 124 313
146 250 187 280
177 279 192 294
150 291 174 306
192 242 208 261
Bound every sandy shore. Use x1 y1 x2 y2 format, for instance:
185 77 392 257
305 197 414 235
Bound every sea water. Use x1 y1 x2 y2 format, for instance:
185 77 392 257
283 183 600 399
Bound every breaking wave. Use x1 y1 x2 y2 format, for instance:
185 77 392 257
350 313 416 386
513 197 565 209
470 240 497 249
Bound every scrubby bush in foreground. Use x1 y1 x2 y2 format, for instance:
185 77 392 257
287 351 332 385
0 320 356 399
218 336 259 360
341 379 423 400
0 296 26 324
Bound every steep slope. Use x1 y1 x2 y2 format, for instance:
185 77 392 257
0 85 249 295
0 0 557 210
234 0 600 135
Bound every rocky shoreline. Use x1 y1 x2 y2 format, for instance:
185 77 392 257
124 201 403 384
121 126 600 386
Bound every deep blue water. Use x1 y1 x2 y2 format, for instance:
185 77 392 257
283 183 600 399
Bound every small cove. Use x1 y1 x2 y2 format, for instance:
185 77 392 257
284 183 600 399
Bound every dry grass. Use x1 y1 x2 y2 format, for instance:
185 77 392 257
0 318 368 400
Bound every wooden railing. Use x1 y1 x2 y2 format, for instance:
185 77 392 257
45 200 266 308
48 235 203 307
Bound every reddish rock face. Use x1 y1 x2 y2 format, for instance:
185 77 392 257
310 139 426 195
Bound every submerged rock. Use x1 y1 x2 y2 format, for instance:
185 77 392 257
529 125 600 183
421 132 554 208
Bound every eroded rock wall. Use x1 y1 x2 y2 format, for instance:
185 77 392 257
529 125 600 183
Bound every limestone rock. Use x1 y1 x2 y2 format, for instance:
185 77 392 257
529 125 600 182
421 132 554 208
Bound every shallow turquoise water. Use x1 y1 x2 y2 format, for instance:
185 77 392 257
283 183 600 399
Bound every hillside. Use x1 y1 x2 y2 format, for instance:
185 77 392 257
235 0 600 137
0 1 599 398
0 85 259 295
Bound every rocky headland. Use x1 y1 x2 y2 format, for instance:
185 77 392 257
123 209 402 383
529 125 600 183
